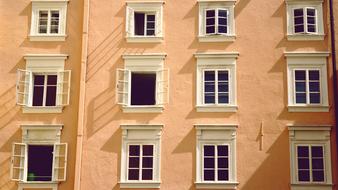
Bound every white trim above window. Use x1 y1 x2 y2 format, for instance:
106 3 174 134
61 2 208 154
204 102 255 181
285 52 329 112
30 0 68 41
195 52 238 112
285 0 324 41
198 0 236 42
195 124 238 190
288 125 333 190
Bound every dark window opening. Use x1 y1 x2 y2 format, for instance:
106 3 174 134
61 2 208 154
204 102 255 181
131 73 156 105
28 145 53 181
134 12 155 36
134 12 145 36
32 74 57 106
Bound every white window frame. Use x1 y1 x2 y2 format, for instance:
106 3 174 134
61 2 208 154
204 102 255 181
30 0 68 41
16 54 71 113
195 124 238 189
202 69 230 105
125 1 164 43
198 0 236 42
286 0 324 41
10 125 68 190
120 125 163 189
195 52 238 112
285 52 329 112
288 125 333 190
117 53 169 113
204 8 229 35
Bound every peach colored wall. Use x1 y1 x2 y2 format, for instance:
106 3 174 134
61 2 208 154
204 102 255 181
0 0 83 190
80 0 336 190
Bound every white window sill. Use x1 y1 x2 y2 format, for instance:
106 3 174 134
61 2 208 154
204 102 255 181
18 182 58 189
198 35 236 42
290 183 333 190
119 181 161 189
287 34 325 41
126 36 163 43
122 106 164 113
196 105 238 112
22 106 63 113
195 182 239 189
287 105 329 112
29 34 67 41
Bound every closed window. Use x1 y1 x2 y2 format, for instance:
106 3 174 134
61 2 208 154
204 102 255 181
293 8 316 34
205 9 228 35
128 145 154 181
294 70 320 104
203 145 229 181
203 70 229 105
38 10 60 34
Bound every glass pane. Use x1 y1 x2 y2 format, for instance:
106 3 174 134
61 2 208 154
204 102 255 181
218 94 229 104
295 82 306 92
128 169 139 180
129 145 140 156
46 86 56 106
298 170 310 182
296 93 306 103
295 25 305 33
142 157 153 168
206 26 215 34
204 145 215 156
204 71 215 81
205 95 215 104
218 82 228 92
312 171 324 182
218 26 227 34
312 158 324 169
143 145 153 156
146 29 155 36
309 70 319 80
204 170 215 181
218 10 227 17
204 158 215 168
206 10 215 17
218 146 228 156
142 169 153 180
50 11 59 34
307 17 315 24
47 75 57 85
295 70 306 80
308 25 316 33
218 170 228 181
134 12 145 35
218 71 228 81
128 157 139 168
205 82 215 92
294 9 304 17
147 22 155 29
297 146 309 157
307 8 316 16
297 158 309 169
206 18 215 26
309 93 320 104
218 158 228 168
33 87 44 106
147 14 155 21
311 146 323 157
34 75 45 85
218 17 227 25
309 82 320 92
294 17 304 25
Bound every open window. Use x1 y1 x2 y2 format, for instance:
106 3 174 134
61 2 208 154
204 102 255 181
117 54 169 113
16 55 71 113
10 125 68 190
125 1 164 43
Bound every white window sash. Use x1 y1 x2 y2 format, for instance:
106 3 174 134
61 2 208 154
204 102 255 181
204 8 229 35
37 9 61 35
52 143 68 182
56 70 71 106
116 69 130 106
156 68 169 105
202 69 230 105
10 143 27 182
293 69 321 105
126 7 135 36
293 7 317 34
16 69 32 106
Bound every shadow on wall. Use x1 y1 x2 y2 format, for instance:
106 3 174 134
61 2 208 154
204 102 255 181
0 158 17 190
241 129 290 190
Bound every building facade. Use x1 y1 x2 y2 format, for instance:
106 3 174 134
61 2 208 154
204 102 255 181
0 0 337 190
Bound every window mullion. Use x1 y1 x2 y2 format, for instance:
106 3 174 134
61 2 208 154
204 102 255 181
215 9 218 34
47 10 51 35
304 8 308 33
42 74 48 106
144 14 147 37
215 145 218 181
306 70 310 104
139 145 143 181
215 70 219 104
309 145 313 182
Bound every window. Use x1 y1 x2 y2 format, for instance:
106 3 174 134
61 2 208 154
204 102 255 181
126 1 164 43
117 54 169 113
30 1 68 41
120 125 162 189
285 52 329 112
11 125 68 190
16 55 71 113
286 0 324 40
288 126 333 190
195 52 238 112
198 0 235 42
195 125 238 189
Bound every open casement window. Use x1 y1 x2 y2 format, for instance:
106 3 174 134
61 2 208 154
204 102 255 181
293 7 317 34
156 69 169 105
15 70 71 107
10 143 27 182
116 69 130 106
205 9 228 35
53 143 68 182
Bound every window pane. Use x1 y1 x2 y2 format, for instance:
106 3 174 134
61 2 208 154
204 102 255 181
205 71 215 81
297 146 309 157
295 82 306 92
218 82 228 92
311 146 323 157
218 71 228 80
143 145 153 156
206 10 215 17
295 25 305 33
206 26 215 34
129 145 140 156
204 158 215 168
46 86 57 106
309 70 319 80
294 17 304 25
307 17 315 24
218 26 227 34
307 8 316 16
147 14 155 21
218 94 229 104
312 171 324 182
129 157 139 168
309 82 320 92
131 73 156 105
312 158 324 169
218 10 227 17
50 11 59 34
147 22 155 29
294 9 304 16
308 25 316 33
296 93 306 103
204 170 215 181
33 87 44 106
128 169 139 180
218 158 228 168
142 157 153 168
309 93 320 103
218 18 227 25
295 70 306 80
298 170 310 181
34 75 45 85
142 169 153 180
134 12 145 35
38 11 48 34
205 95 215 104
205 82 215 92
204 145 215 156
218 170 228 181
47 75 57 85
27 145 53 181
206 18 215 26
146 29 155 36
218 145 228 156
298 158 309 169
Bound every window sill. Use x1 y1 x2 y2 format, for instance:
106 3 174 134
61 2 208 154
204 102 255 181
195 182 239 189
29 34 67 41
196 105 238 112
198 35 236 42
126 36 163 43
122 106 164 113
287 105 329 112
18 182 58 189
119 181 161 189
22 106 63 113
287 34 325 41
290 183 333 190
